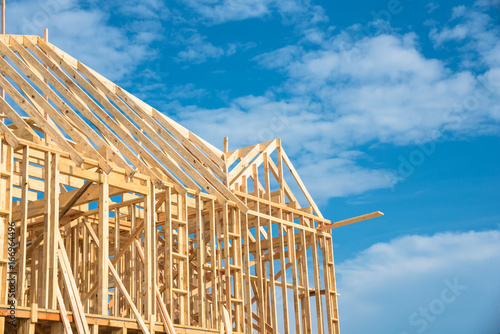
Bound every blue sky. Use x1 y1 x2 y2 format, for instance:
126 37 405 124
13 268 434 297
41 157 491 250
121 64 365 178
7 0 500 333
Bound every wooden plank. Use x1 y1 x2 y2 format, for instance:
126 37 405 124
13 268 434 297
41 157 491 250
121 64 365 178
254 216 265 332
298 227 312 333
57 230 90 334
288 223 301 333
40 152 51 309
97 176 109 315
208 199 219 329
143 181 154 316
317 211 384 231
266 216 278 333
195 195 206 327
242 212 253 333
311 233 324 334
17 145 28 306
57 286 74 334
276 142 285 204
48 153 59 310
322 235 333 334
188 132 226 170
277 218 290 334
222 203 232 329
164 188 173 317
222 306 232 334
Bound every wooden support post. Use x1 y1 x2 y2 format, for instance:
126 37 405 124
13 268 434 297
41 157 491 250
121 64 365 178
255 216 265 332
289 224 301 333
114 207 120 317
164 188 173 317
98 174 109 315
112 328 128 334
90 324 99 334
222 203 232 329
130 204 137 308
298 226 312 333
48 153 59 309
1 0 5 34
278 218 290 334
263 153 271 201
0 0 4 99
252 164 259 197
242 212 253 334
311 233 324 334
276 140 284 204
196 195 206 327
0 141 11 334
17 145 29 307
144 180 155 317
41 152 51 308
266 217 278 333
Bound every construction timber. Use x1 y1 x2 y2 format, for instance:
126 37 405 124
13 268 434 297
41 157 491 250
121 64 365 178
0 34 382 334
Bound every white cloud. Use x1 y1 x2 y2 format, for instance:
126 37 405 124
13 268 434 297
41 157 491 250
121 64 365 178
426 2 440 14
336 229 500 334
181 0 327 26
297 155 399 203
174 29 254 64
176 31 225 63
166 84 207 100
8 0 162 81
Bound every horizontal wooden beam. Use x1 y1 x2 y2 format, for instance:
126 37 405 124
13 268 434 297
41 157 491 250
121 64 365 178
317 211 384 231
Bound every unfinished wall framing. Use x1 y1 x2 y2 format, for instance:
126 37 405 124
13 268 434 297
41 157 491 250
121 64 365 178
0 34 382 334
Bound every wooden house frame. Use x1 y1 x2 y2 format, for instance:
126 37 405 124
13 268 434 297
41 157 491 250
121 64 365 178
0 34 382 334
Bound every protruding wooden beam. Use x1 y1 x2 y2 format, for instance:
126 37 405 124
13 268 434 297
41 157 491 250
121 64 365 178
317 211 384 231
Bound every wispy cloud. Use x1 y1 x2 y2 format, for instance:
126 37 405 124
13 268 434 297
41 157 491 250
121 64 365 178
430 3 500 69
337 229 500 334
173 29 255 64
175 29 226 63
180 0 328 27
